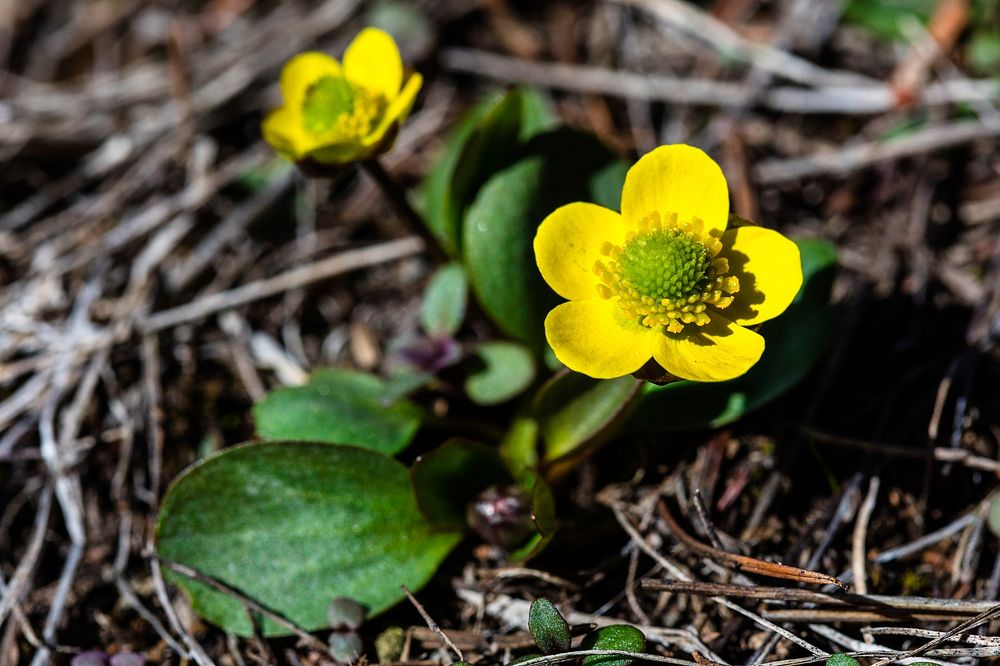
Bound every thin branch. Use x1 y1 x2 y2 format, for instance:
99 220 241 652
140 237 424 333
657 500 847 589
402 585 464 661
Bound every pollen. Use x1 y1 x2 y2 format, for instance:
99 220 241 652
301 75 382 140
593 213 739 333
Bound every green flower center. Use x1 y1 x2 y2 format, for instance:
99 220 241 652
593 213 740 334
618 228 711 302
301 76 382 139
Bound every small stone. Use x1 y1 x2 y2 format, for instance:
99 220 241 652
328 631 363 664
327 596 366 630
71 652 108 666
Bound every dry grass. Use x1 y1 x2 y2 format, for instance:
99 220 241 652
2 0 1000 664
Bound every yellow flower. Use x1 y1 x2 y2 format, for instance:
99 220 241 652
534 144 803 382
262 28 422 164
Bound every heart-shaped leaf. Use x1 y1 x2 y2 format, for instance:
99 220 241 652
253 369 422 454
626 238 839 432
155 441 461 636
463 129 627 352
465 341 537 405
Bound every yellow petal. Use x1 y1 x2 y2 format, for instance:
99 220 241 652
534 203 624 301
545 299 656 379
621 144 729 236
653 314 764 382
262 107 306 161
718 226 802 326
361 72 423 151
280 51 342 110
343 27 403 101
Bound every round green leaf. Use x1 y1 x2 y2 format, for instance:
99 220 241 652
462 129 627 352
534 372 640 464
155 441 461 636
581 625 646 666
421 263 468 337
528 598 571 654
253 369 422 454
465 341 537 405
626 237 839 432
410 439 513 528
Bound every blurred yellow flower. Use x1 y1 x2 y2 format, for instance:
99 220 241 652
262 28 422 165
534 144 802 382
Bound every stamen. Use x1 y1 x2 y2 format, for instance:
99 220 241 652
593 214 741 334
301 76 383 139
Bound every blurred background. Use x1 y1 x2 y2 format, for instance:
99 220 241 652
2 0 1000 664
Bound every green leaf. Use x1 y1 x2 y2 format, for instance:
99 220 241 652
969 30 1000 74
381 370 436 404
463 129 627 352
508 473 558 562
581 625 646 666
535 372 640 464
824 655 861 666
499 414 540 481
253 369 422 455
155 441 461 636
528 598 571 654
516 88 558 140
421 263 468 336
843 0 936 41
465 341 537 405
410 439 513 528
422 89 555 256
626 238 839 432
422 94 505 256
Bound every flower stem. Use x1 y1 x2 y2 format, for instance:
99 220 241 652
362 158 446 262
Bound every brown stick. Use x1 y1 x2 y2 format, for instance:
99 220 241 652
639 580 999 613
656 500 848 589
